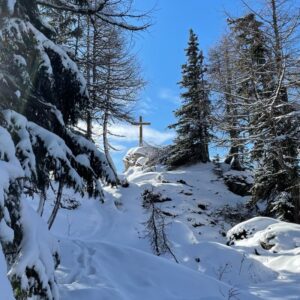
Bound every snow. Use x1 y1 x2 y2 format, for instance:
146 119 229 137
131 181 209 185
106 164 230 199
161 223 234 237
41 183 257 300
0 17 88 96
227 217 281 244
260 222 300 251
27 157 293 300
0 218 14 243
226 217 300 299
227 217 300 252
75 154 91 168
0 244 15 300
8 199 59 299
6 0 16 15
1 145 299 299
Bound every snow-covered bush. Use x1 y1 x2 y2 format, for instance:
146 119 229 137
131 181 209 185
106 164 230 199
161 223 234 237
0 244 15 300
8 201 59 300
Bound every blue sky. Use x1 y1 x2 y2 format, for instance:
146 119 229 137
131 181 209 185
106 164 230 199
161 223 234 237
106 0 247 172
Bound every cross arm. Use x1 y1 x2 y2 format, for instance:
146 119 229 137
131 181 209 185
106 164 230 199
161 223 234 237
132 122 151 126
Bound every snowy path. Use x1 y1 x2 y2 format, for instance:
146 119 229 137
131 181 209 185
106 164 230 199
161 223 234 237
57 238 261 300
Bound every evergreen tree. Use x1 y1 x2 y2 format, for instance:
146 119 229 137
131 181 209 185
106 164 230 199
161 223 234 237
0 0 149 298
168 29 210 167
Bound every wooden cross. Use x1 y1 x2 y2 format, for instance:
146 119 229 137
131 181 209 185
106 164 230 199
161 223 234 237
132 116 151 147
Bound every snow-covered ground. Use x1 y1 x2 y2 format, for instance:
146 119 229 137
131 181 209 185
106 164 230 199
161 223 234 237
25 160 300 299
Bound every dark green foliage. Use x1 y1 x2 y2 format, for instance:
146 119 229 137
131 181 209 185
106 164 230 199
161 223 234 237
168 29 210 167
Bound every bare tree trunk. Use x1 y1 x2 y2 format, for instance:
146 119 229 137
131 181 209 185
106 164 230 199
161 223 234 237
270 0 282 72
37 188 46 216
86 15 92 140
223 43 243 170
103 108 120 184
74 14 81 58
48 178 64 230
291 180 300 223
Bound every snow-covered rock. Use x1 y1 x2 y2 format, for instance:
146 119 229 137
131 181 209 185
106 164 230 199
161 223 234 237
228 217 300 252
123 144 162 170
227 217 280 245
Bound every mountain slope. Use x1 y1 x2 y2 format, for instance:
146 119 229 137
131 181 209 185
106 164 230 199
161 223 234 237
28 157 300 300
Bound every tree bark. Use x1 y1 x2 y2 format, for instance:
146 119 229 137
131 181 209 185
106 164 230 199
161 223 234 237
48 178 64 230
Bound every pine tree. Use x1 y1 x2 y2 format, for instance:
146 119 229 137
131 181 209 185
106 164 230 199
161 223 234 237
168 29 210 167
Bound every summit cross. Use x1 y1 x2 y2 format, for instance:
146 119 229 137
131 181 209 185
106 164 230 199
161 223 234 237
132 116 151 147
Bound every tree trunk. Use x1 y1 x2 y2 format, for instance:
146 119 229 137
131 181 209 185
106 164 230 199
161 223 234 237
37 188 46 216
103 109 120 184
86 15 92 140
292 180 300 223
48 178 64 230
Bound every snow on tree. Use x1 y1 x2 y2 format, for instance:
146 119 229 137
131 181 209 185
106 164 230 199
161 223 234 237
0 0 131 298
0 123 59 299
210 4 299 222
227 5 300 222
45 7 145 184
168 29 211 167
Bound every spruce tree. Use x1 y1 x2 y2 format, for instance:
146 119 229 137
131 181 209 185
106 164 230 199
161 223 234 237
168 29 210 167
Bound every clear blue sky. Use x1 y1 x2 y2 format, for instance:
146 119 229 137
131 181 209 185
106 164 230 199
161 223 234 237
108 0 247 172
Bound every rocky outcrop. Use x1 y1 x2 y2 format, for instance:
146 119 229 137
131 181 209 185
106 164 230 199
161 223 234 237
223 170 253 197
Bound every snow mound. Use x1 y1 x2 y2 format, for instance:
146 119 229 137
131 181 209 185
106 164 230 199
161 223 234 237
258 222 300 252
195 242 276 287
167 222 276 287
58 240 259 300
227 217 280 245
